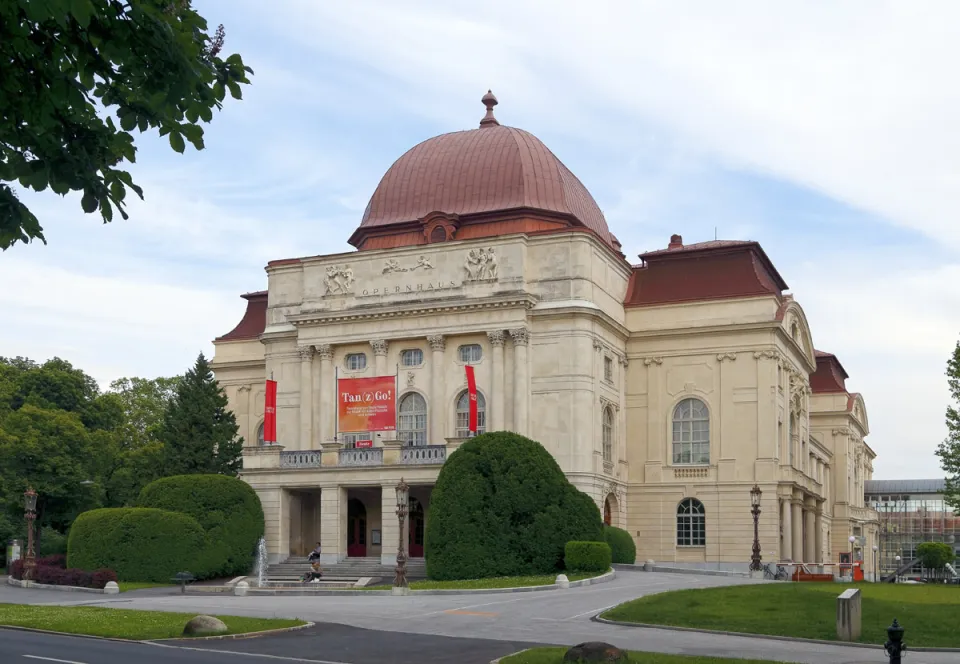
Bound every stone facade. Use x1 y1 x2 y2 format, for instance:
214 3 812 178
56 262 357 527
211 93 878 572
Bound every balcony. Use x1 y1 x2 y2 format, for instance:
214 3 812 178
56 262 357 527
244 441 452 471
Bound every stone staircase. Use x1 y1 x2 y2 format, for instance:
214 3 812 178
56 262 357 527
266 556 427 584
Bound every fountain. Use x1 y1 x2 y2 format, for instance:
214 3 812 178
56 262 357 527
254 537 268 588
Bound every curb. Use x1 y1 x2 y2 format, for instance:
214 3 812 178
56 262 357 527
489 647 535 663
227 569 616 597
612 563 749 578
6 576 115 595
0 621 315 643
591 615 960 653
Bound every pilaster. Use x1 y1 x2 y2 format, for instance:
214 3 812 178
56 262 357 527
317 344 334 443
428 335 446 442
298 345 314 450
488 330 505 431
509 327 529 436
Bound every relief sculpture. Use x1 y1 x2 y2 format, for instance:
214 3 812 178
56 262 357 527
463 247 498 281
383 256 435 274
324 265 355 294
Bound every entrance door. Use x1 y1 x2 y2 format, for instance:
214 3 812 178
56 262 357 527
409 498 425 558
347 498 367 557
604 498 612 526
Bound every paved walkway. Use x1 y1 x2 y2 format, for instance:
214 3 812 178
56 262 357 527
0 570 949 664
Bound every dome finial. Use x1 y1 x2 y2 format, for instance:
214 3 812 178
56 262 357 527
480 89 499 128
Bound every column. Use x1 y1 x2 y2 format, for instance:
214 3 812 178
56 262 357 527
488 330 505 431
781 498 792 561
380 482 399 566
427 335 446 441
510 327 529 436
791 498 804 562
371 339 388 376
319 486 347 564
804 503 816 564
298 345 314 450
316 345 334 443
814 502 824 564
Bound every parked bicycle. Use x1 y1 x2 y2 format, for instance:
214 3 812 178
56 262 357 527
763 563 789 581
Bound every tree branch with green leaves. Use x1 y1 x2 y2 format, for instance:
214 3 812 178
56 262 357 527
936 339 960 510
0 0 252 249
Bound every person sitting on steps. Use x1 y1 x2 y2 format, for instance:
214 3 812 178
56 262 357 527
308 541 322 562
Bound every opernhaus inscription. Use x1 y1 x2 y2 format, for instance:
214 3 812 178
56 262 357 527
359 280 460 297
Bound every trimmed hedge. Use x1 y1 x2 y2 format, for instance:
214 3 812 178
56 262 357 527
137 474 264 578
425 432 604 580
603 525 637 564
67 508 205 583
565 541 612 573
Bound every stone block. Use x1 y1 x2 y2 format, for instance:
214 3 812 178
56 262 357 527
836 588 861 641
563 642 628 662
556 574 570 589
234 581 250 596
183 615 228 637
103 581 119 595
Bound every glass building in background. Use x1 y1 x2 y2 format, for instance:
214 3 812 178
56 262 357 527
864 479 960 578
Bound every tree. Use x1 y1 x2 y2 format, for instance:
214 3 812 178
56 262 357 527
0 0 253 249
916 542 955 579
425 431 604 580
158 353 242 477
108 376 180 451
936 340 960 510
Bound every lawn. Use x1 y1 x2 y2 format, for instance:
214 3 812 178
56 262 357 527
602 583 960 647
502 648 779 663
0 604 305 640
366 570 607 590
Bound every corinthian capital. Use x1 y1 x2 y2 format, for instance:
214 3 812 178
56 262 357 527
370 339 388 356
315 344 333 361
427 335 446 352
509 327 529 346
487 330 505 347
297 345 314 360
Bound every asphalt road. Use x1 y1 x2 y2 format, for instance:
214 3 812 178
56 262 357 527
0 626 541 664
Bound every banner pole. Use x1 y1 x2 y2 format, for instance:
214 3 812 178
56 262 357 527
334 366 338 443
396 363 400 432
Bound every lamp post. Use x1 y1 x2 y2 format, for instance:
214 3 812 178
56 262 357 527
894 555 901 583
873 545 879 583
749 485 763 572
393 478 409 593
23 488 37 581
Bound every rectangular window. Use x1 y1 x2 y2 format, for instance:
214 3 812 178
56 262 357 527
341 432 371 449
604 356 613 382
345 353 367 371
401 349 423 367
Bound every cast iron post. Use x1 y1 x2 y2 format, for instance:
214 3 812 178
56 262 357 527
749 484 763 572
884 618 905 664
23 488 37 581
394 477 409 589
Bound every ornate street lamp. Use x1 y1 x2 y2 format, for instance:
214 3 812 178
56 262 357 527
23 488 37 581
749 485 763 572
873 545 879 583
393 478 409 592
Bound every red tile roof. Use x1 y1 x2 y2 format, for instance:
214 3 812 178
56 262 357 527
624 235 788 307
810 350 850 393
349 117 612 249
215 291 267 342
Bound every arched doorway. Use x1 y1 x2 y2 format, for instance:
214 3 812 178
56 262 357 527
347 498 367 557
409 497 425 558
604 498 612 526
603 492 619 528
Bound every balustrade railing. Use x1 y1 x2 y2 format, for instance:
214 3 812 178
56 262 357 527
400 445 447 465
279 450 322 468
339 447 384 467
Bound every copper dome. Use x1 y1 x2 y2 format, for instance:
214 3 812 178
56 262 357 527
350 97 612 249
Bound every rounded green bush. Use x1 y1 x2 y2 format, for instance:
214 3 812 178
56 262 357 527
603 525 637 564
565 541 612 573
67 508 204 582
137 474 264 578
425 432 604 580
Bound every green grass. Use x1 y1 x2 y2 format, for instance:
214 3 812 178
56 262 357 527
0 604 305 640
602 583 960 647
117 582 174 593
366 570 607 590
502 648 779 663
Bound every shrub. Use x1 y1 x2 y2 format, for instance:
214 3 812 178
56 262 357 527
565 541 612 573
67 507 205 583
91 568 118 589
37 554 66 569
137 474 264 579
38 527 68 557
10 559 23 580
425 432 604 580
603 525 637 564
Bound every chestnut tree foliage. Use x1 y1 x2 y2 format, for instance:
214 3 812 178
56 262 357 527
0 0 252 249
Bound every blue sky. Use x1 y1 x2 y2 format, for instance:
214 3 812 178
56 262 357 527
2 0 958 478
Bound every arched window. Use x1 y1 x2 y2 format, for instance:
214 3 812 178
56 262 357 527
788 413 797 465
257 422 265 446
602 406 614 464
455 390 486 437
672 398 709 464
398 393 427 446
677 498 706 546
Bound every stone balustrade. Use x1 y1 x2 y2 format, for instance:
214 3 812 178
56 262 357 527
247 442 453 471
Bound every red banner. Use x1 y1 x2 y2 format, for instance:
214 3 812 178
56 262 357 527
465 365 478 434
355 439 373 449
337 376 396 433
264 379 277 444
